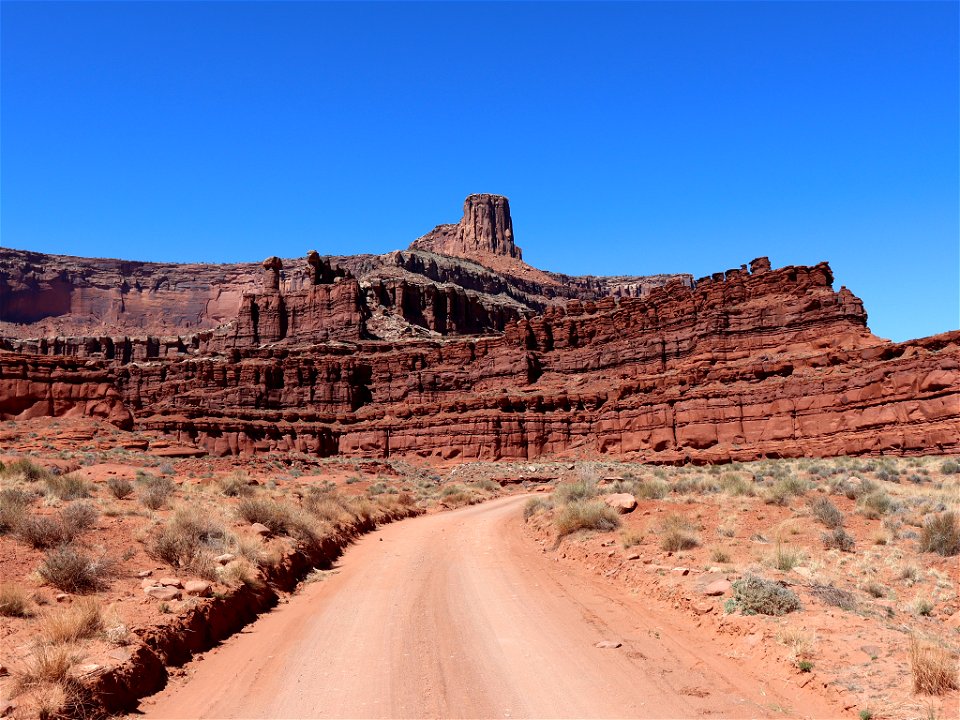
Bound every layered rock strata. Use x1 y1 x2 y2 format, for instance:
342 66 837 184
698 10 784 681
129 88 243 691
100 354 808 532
2 257 957 463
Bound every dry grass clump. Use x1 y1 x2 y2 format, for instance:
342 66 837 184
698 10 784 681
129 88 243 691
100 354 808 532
710 546 731 563
18 515 68 549
555 500 621 537
720 473 754 497
621 529 644 549
1 457 52 482
237 497 293 533
44 474 90 501
60 501 97 535
634 479 669 500
910 637 958 695
40 596 103 644
810 496 844 529
777 626 818 666
218 472 254 498
554 476 599 505
38 546 115 593
523 496 552 520
729 575 801 616
821 527 856 552
151 506 229 575
137 473 175 510
0 487 34 533
809 582 857 611
106 477 134 499
17 643 75 687
919 511 960 557
772 541 803 571
657 513 699 551
857 490 895 519
0 583 32 617
304 489 356 526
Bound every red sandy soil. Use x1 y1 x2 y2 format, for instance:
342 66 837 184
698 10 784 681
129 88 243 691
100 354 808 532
138 495 842 719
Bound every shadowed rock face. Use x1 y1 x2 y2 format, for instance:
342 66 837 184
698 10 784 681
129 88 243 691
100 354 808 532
1 195 957 463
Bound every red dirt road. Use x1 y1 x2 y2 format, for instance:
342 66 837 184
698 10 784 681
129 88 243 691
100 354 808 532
140 495 841 719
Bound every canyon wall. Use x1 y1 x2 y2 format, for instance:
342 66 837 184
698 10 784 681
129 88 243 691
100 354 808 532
2 253 957 463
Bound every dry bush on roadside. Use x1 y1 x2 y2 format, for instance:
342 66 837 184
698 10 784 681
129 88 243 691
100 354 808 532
524 496 552 520
151 506 229 571
106 477 134 499
777 626 818 664
38 545 115 593
821 527 856 552
657 514 699 551
729 575 801 616
0 583 32 617
621 529 644 549
304 490 355 526
555 500 621 536
554 477 599 505
44 474 90 501
0 487 34 534
810 497 844 529
910 637 959 695
40 596 103 644
16 642 75 689
219 558 263 589
237 497 292 533
919 511 960 557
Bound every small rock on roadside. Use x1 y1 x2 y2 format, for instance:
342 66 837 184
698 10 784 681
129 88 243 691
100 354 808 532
603 493 637 514
595 640 623 649
215 553 236 565
671 567 690 576
136 570 153 578
144 586 181 601
626 552 641 561
250 522 271 536
702 580 731 596
184 580 212 597
158 577 183 588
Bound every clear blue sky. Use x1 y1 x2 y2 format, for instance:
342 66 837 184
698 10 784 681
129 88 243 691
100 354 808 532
2 1 957 342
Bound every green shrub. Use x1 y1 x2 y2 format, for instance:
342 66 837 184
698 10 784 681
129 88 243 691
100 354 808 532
730 575 801 616
940 459 960 475
720 473 754 497
810 497 843 529
555 500 620 536
919 512 960 557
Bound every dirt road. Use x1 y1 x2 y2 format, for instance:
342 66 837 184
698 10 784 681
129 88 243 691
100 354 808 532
141 495 839 719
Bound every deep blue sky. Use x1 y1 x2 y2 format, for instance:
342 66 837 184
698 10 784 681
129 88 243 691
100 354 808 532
2 1 957 341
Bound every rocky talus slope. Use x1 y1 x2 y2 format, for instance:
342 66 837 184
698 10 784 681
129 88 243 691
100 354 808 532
1 195 957 462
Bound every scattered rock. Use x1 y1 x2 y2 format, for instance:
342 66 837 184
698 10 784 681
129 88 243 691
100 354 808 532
55 593 69 602
251 522 272 536
702 580 731 596
1 702 15 718
158 577 183 588
0 665 8 677
860 645 881 658
671 567 690 576
144 586 182 601
108 648 132 663
594 640 623 649
625 552 641 561
137 570 153 578
215 553 236 565
76 663 102 676
184 580 212 597
603 493 637 514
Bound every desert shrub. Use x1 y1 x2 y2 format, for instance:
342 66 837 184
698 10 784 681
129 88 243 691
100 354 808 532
621 529 644 548
730 575 801 616
863 581 886 599
910 637 958 695
1 457 51 482
0 487 34 533
0 583 32 617
16 642 74 687
18 515 66 549
474 478 500 493
152 507 229 569
710 547 731 563
60 501 98 536
810 497 844 529
555 500 621 536
657 514 699 551
919 512 960 557
821 527 856 552
940 459 960 475
763 476 809 506
913 598 934 617
219 472 254 498
720 473 754 497
304 490 354 526
138 474 175 510
634 479 669 500
772 542 803 571
41 596 103 644
38 545 114 593
554 477 598 505
45 474 90 501
843 478 877 500
523 497 551 520
858 490 894 519
106 477 134 499
810 583 857 611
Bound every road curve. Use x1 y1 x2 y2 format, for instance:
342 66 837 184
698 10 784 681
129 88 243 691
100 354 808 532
140 495 838 719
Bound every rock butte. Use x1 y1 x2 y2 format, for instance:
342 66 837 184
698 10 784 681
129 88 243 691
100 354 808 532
0 194 957 463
